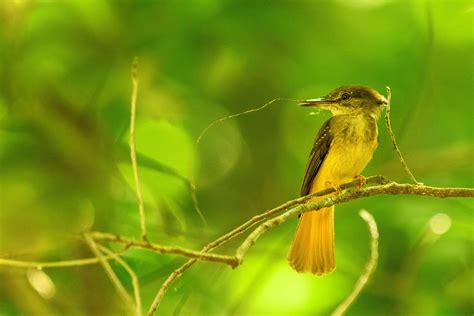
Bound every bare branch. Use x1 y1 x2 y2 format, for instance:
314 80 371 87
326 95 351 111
130 57 148 241
148 178 473 314
84 234 136 315
97 245 142 316
91 231 238 267
384 86 421 185
234 182 472 264
332 210 379 316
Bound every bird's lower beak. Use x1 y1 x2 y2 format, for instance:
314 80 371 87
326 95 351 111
299 98 335 107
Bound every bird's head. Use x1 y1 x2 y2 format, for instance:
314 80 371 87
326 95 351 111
300 86 387 117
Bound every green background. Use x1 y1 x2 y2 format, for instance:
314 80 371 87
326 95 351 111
0 0 472 315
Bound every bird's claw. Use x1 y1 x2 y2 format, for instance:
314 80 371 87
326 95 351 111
355 175 367 189
326 181 343 194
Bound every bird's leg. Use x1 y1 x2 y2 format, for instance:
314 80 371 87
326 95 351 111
325 181 343 194
355 175 367 189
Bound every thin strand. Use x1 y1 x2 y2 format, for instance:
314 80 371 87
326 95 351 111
193 98 298 228
196 98 298 144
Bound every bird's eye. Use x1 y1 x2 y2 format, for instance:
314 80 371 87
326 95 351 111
341 92 351 100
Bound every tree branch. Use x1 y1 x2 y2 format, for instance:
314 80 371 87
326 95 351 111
234 182 472 264
332 210 379 316
146 176 388 315
148 179 473 314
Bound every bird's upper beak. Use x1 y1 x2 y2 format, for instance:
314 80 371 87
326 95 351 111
299 98 335 107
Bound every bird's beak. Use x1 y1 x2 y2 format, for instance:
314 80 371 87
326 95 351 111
299 98 335 107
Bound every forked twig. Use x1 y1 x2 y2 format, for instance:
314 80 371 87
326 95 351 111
130 57 148 241
84 234 135 315
384 87 422 185
146 176 389 315
332 210 379 316
97 245 142 316
91 231 237 267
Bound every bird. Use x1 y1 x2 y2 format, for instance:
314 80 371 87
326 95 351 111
288 85 387 275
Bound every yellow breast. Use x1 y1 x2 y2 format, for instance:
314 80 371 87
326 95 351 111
312 114 378 189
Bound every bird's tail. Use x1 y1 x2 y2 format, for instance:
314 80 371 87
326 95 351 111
288 206 335 275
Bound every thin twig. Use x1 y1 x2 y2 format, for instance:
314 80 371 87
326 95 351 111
91 231 238 267
84 234 135 315
97 245 142 316
332 210 379 316
130 57 148 242
0 256 108 269
384 86 421 185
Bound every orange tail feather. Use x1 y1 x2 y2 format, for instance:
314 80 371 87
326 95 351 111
288 207 335 275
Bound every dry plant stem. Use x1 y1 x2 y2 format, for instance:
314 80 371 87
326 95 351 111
130 57 148 241
91 232 237 267
385 86 421 185
84 234 136 315
97 245 142 316
332 210 379 316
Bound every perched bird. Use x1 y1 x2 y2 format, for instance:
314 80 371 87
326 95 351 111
288 86 387 275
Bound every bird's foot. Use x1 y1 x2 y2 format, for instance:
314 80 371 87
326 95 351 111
355 175 367 189
326 181 343 194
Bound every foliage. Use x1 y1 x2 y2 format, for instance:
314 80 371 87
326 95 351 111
0 0 473 315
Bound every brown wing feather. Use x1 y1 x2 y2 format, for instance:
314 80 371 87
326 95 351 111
300 118 333 196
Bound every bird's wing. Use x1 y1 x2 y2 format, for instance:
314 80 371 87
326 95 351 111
300 118 334 196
